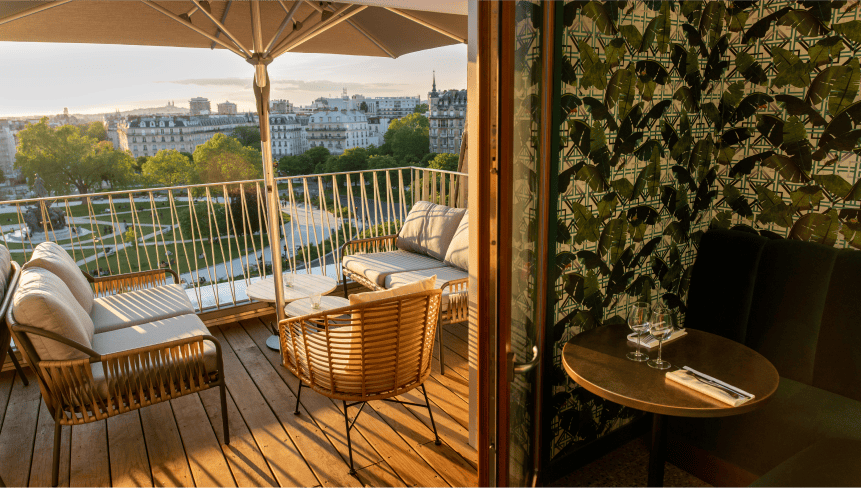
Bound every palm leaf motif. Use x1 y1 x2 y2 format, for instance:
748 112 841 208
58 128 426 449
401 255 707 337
634 139 663 162
605 37 627 68
632 161 661 200
808 36 844 67
618 24 643 52
681 23 708 58
671 111 692 164
742 6 792 44
813 174 853 199
756 114 785 147
638 100 672 129
568 119 591 158
735 52 767 85
806 65 852 106
832 20 861 43
582 1 617 35
578 41 609 90
688 134 715 182
774 94 827 126
673 86 698 112
771 47 811 89
755 186 794 228
789 209 841 247
818 100 861 151
847 178 861 201
799 0 838 22
598 218 628 264
828 58 860 117
573 162 609 192
782 116 813 173
605 65 637 121
731 93 773 125
641 14 670 53
661 119 679 152
777 9 829 37
581 97 619 131
698 1 726 48
763 153 811 182
635 60 670 85
701 35 730 89
730 151 775 178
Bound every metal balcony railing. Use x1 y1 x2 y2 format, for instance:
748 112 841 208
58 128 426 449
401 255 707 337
0 167 466 313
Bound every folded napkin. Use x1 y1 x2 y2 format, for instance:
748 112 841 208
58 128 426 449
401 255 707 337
666 368 755 407
627 329 687 349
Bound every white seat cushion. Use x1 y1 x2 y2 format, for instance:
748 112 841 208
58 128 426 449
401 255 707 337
91 314 217 398
13 267 95 361
385 266 468 312
423 204 467 260
343 250 443 287
90 284 196 333
0 245 12 299
24 242 94 313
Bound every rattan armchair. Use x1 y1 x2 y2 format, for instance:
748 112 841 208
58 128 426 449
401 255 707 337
280 288 443 475
340 234 469 373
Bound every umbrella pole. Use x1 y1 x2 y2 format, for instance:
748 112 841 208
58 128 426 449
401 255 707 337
254 65 286 338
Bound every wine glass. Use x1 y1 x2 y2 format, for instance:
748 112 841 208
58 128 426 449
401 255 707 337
626 302 651 362
647 307 673 370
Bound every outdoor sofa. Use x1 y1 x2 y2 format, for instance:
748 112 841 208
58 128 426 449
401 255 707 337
340 200 469 373
669 229 861 487
7 242 228 487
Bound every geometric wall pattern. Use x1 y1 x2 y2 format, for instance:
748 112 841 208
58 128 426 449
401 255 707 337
548 0 861 461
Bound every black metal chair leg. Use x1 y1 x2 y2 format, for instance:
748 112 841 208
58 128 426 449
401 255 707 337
52 419 61 487
421 384 441 446
343 400 357 476
342 271 349 299
8 348 27 386
219 382 230 445
294 382 303 415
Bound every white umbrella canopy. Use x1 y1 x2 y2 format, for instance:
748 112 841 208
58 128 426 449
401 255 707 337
0 0 467 322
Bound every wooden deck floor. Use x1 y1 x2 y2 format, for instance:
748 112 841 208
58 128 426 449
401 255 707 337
0 316 476 487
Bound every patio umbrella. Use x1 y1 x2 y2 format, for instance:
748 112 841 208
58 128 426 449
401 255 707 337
0 0 467 322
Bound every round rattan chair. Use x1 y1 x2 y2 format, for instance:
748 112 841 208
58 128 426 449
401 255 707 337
279 288 443 475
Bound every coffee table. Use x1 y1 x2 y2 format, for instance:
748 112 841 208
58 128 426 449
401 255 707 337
284 296 350 318
562 323 779 487
246 273 338 350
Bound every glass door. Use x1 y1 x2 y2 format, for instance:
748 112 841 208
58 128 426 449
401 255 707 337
496 1 555 485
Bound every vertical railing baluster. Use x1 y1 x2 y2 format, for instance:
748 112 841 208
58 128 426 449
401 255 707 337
317 175 333 276
399 170 408 225
303 177 322 274
221 184 237 304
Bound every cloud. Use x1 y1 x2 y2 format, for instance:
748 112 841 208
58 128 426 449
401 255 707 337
162 77 408 93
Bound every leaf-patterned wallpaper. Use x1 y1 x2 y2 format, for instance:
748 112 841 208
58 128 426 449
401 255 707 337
548 0 861 461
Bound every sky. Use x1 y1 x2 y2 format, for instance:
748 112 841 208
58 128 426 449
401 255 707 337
0 42 467 118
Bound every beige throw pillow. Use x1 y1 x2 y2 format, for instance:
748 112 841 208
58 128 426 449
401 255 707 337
396 201 434 254
13 267 95 361
24 241 94 314
444 212 469 271
423 205 467 260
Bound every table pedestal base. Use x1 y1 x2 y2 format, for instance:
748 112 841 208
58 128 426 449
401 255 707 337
648 413 667 487
266 335 280 351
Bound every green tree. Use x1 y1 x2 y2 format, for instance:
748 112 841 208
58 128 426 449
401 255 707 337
359 101 369 112
278 154 315 176
419 152 437 168
413 103 429 114
123 228 137 243
15 118 104 195
83 121 107 141
304 146 332 169
88 141 136 190
367 154 398 170
230 126 262 151
142 149 195 187
134 156 147 173
334 147 370 173
428 152 459 172
193 133 263 184
383 113 430 165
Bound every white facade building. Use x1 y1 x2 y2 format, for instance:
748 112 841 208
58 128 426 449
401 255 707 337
270 114 307 158
217 101 237 115
307 109 373 155
366 95 421 118
428 75 467 154
118 114 257 159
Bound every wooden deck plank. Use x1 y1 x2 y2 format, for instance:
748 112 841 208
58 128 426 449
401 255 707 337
398 388 476 469
355 461 407 487
107 412 152 487
429 350 470 406
30 401 71 487
240 319 387 472
222 323 368 487
0 370 17 429
368 397 476 487
0 371 40 487
198 387 278 487
170 394 236 487
210 328 319 487
70 421 110 487
140 402 195 487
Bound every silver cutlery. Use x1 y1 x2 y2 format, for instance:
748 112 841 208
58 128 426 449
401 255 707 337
682 370 750 399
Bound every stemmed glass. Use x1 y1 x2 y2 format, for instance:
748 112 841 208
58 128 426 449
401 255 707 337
647 307 673 370
626 302 651 362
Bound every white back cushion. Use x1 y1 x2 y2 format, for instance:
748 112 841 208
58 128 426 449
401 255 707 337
13 267 95 361
423 205 466 260
0 245 12 300
396 201 434 254
24 241 94 313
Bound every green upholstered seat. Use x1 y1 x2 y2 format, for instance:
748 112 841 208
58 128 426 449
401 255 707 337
749 438 861 487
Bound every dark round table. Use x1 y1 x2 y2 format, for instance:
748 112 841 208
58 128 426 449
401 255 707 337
562 323 780 486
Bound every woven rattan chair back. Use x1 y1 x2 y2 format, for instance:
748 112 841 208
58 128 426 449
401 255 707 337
279 288 442 402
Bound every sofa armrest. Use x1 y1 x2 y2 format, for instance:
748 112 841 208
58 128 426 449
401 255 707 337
86 268 180 297
340 234 399 259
